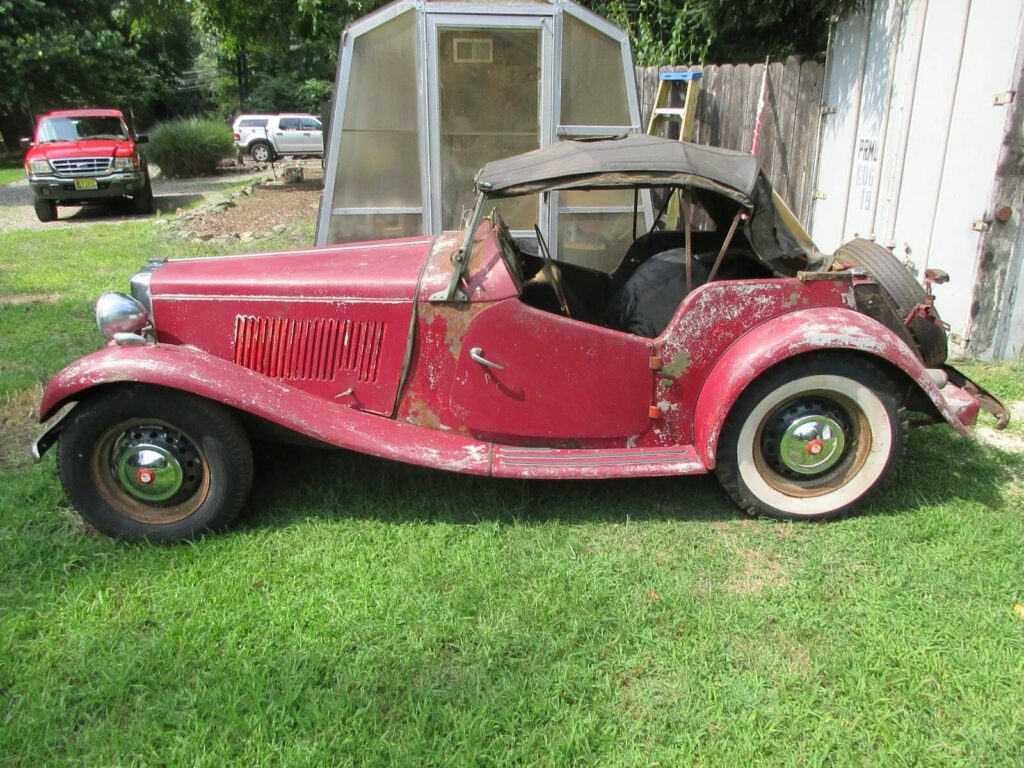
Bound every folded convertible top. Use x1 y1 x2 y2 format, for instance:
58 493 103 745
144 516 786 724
474 134 761 202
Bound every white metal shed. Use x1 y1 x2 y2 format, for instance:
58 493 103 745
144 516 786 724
810 0 1024 359
316 0 645 270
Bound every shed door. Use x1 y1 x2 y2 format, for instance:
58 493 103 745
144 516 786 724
426 15 553 235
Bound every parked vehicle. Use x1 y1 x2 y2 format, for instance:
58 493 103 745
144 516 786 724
33 134 1009 541
231 114 273 160
233 113 323 162
21 108 153 222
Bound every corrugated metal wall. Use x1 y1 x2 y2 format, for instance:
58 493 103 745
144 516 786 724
635 60 824 225
809 0 1024 359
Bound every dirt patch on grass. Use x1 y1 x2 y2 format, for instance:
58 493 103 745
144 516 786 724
0 292 62 306
975 401 1024 453
714 526 790 595
0 386 42 470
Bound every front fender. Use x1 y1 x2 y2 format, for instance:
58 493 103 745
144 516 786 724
38 344 492 474
692 308 976 468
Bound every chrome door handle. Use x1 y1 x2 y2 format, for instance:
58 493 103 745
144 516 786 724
469 347 504 370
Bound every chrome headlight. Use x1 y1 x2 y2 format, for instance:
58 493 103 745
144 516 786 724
95 292 149 340
112 156 138 171
29 159 52 174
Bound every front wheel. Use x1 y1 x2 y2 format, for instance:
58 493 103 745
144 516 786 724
715 356 908 522
132 172 154 214
34 198 57 222
57 387 253 541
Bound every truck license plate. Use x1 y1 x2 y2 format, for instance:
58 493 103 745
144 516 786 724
74 178 98 191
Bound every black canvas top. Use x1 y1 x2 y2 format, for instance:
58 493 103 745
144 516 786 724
474 134 762 201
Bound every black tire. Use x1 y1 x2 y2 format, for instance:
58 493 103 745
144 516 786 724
835 238 947 366
57 386 253 542
716 355 908 522
132 172 154 214
34 198 57 222
249 141 273 163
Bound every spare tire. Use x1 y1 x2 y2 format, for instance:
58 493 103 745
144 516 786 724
834 239 947 367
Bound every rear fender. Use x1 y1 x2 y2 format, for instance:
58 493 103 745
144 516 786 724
37 344 492 474
692 308 976 468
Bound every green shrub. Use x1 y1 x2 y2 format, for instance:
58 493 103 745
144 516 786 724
146 117 234 178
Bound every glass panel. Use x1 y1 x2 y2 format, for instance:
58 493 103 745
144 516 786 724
557 211 635 273
330 10 421 239
561 14 630 127
438 26 540 230
336 131 422 208
560 189 635 209
327 213 423 244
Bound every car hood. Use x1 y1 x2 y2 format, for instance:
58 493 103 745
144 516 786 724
150 236 437 301
30 139 131 159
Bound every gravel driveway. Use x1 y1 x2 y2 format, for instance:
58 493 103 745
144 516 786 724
0 166 272 233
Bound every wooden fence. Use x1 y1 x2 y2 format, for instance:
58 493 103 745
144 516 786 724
636 59 824 225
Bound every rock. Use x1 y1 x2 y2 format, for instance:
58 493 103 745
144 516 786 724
271 223 288 234
282 166 304 183
151 218 169 227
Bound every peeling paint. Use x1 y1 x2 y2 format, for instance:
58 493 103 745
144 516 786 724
661 350 692 379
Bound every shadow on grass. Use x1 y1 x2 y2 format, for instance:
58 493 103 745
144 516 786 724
240 423 1022 533
58 193 203 222
243 444 739 530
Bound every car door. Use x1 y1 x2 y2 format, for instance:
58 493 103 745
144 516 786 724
273 117 302 153
449 298 655 440
300 118 323 154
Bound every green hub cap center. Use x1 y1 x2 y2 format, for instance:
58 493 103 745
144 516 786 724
110 426 203 505
777 414 846 475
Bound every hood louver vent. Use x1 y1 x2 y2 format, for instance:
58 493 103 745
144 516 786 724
233 316 386 383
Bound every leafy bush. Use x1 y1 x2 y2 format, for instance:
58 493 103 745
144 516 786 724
146 118 234 178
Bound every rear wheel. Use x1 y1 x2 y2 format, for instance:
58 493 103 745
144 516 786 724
716 356 908 521
249 141 273 163
835 238 947 366
34 198 57 222
57 387 253 541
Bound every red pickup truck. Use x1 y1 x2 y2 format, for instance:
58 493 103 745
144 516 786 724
21 108 153 222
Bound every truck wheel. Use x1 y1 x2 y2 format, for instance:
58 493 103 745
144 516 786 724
34 198 57 222
132 173 154 214
835 238 947 366
57 387 253 542
249 141 273 163
716 356 908 522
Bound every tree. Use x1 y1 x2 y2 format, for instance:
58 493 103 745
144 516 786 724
584 0 867 66
193 0 380 115
0 0 196 149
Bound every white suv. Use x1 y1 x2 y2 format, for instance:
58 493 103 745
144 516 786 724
233 113 323 162
232 114 274 161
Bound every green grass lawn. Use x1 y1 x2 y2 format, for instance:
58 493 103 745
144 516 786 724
1 223 1022 766
0 167 24 185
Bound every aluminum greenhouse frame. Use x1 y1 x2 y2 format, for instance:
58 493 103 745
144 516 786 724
315 0 648 265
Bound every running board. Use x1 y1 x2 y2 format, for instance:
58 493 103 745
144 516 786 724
492 445 707 479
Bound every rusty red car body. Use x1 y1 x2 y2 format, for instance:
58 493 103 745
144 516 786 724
35 135 1009 540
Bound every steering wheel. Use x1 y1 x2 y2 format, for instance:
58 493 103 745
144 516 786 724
534 225 571 318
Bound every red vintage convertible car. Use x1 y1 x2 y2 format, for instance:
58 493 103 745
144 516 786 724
34 135 1008 541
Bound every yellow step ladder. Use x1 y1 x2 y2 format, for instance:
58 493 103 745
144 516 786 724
646 70 703 141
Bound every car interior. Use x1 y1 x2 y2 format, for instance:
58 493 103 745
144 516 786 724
492 185 777 338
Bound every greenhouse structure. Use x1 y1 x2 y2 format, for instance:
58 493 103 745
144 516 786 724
316 0 646 268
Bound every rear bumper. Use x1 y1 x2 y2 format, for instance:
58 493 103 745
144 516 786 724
942 365 1011 429
29 171 146 203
